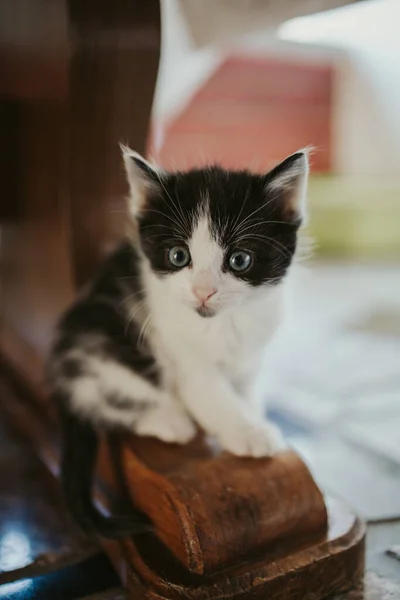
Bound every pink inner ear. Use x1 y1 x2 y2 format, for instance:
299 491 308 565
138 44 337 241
278 185 306 222
264 151 308 220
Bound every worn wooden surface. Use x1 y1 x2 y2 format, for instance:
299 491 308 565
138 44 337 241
0 387 397 600
114 499 364 600
0 366 365 600
111 436 328 574
0 1 160 596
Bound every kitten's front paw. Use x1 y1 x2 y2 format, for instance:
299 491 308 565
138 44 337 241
135 405 196 444
218 420 286 458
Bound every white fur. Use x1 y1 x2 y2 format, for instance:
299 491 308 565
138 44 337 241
121 145 163 215
61 350 195 442
267 151 309 221
140 208 287 456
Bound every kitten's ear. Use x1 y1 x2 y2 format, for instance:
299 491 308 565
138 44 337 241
121 144 161 215
264 150 309 221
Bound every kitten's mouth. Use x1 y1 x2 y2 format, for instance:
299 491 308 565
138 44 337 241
196 305 216 318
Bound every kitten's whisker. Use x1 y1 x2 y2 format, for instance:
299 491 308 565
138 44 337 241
263 236 293 259
154 170 189 236
233 191 281 237
229 188 251 240
142 211 187 239
153 237 178 251
140 222 173 231
117 276 140 281
234 232 293 259
144 209 187 236
124 300 147 335
145 233 180 243
173 179 192 232
119 289 148 306
232 219 296 240
137 314 152 350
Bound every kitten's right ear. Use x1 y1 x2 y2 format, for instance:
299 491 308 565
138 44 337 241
264 150 310 222
121 144 160 215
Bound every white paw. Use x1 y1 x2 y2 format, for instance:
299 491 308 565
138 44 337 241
217 419 286 458
134 405 196 444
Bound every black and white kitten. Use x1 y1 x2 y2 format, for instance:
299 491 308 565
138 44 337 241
48 147 308 538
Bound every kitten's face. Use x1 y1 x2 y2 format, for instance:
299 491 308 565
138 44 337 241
123 149 308 317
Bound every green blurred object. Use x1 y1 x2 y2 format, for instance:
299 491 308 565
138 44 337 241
308 176 400 259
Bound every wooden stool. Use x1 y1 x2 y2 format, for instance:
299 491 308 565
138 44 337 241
0 375 365 599
102 434 365 599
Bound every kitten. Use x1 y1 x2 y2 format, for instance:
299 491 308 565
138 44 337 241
47 147 308 538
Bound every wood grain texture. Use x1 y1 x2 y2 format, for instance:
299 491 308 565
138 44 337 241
112 499 365 600
66 0 160 286
102 436 365 599
110 435 328 574
0 3 160 587
0 0 161 364
0 364 365 600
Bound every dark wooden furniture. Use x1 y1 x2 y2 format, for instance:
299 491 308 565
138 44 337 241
0 360 365 599
103 440 365 600
3 370 400 600
0 0 161 595
0 0 161 373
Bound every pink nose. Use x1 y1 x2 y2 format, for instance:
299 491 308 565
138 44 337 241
193 287 217 304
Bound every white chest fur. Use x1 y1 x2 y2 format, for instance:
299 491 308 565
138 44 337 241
146 271 286 397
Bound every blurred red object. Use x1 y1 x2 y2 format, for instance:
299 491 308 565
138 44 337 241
155 55 333 173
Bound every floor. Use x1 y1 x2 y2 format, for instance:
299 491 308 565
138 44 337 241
0 259 399 598
266 261 400 518
267 260 400 593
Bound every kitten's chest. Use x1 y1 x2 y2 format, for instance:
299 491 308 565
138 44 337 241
155 309 266 377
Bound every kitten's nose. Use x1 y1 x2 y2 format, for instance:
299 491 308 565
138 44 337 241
193 287 217 304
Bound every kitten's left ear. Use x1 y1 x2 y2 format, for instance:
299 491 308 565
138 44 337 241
121 144 161 215
264 150 309 222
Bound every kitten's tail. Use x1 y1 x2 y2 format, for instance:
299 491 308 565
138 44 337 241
59 405 152 540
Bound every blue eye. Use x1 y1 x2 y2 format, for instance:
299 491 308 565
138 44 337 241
168 246 191 268
229 250 252 272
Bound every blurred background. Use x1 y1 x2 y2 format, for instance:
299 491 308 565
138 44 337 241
149 0 400 526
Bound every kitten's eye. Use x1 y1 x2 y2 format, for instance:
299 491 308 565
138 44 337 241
229 250 252 272
168 246 191 268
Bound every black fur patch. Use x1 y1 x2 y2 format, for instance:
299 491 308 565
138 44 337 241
51 241 159 387
62 358 85 378
106 394 148 412
137 164 302 286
